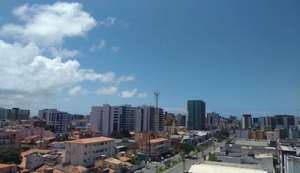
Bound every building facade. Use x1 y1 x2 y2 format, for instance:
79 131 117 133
38 109 69 134
241 114 252 129
207 112 220 130
0 107 30 121
187 100 206 130
65 137 116 167
0 129 20 148
135 106 164 133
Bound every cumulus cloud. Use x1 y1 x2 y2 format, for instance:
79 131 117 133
99 16 116 27
0 2 96 47
121 89 137 98
0 40 115 95
0 2 135 108
96 86 118 95
68 86 88 96
137 93 148 98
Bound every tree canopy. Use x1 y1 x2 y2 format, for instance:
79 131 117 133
179 142 194 155
0 147 22 164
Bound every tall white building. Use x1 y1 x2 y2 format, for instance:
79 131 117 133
90 105 112 137
91 104 165 136
135 105 164 133
38 109 69 134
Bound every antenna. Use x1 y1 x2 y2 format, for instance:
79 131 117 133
154 90 160 109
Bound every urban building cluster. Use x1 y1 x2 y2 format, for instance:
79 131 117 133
0 100 299 173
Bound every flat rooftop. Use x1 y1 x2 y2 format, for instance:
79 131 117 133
150 138 168 144
189 162 267 173
234 139 268 147
255 153 273 159
105 157 123 165
66 136 114 144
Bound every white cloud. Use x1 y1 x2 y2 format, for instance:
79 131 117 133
0 40 112 94
99 16 116 27
68 85 87 96
137 93 148 98
0 40 121 106
96 86 117 95
90 39 106 51
0 2 136 108
49 47 80 58
117 75 135 84
121 89 137 98
111 46 120 52
0 2 96 47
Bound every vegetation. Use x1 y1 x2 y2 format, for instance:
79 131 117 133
179 142 194 155
0 147 22 164
111 130 131 139
214 129 230 142
67 125 76 132
208 153 218 161
131 155 142 165
21 143 34 151
45 125 56 133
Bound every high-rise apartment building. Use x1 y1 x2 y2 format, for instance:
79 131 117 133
259 116 274 131
274 115 295 130
90 105 113 137
120 105 136 131
38 109 69 134
0 107 30 120
135 105 164 133
241 114 252 129
207 112 220 129
90 104 165 136
187 100 206 130
177 114 186 127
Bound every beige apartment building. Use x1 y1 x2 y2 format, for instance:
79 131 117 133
0 129 20 148
65 137 116 167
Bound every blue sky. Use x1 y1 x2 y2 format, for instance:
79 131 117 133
0 0 299 117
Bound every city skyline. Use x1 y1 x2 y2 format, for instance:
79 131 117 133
0 0 299 116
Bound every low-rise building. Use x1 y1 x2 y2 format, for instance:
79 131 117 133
65 137 116 167
0 164 18 173
0 129 20 148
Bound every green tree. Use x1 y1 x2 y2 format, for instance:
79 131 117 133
45 125 55 133
0 147 22 164
208 153 218 161
121 130 131 138
179 142 194 156
67 125 76 132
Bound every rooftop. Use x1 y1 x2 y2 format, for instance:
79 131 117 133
189 162 267 173
105 157 123 165
234 139 268 147
255 153 273 159
281 145 296 152
118 156 131 162
0 163 14 169
66 136 114 144
64 165 88 173
150 138 168 144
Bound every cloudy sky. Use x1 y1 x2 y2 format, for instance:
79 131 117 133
0 0 299 116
